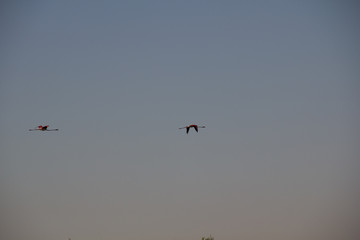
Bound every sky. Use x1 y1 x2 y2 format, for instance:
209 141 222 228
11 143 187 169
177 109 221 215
0 1 359 240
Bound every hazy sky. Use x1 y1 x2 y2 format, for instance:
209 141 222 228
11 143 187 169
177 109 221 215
1 1 359 240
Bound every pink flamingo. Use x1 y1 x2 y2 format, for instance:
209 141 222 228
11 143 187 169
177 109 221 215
29 125 59 131
179 124 205 134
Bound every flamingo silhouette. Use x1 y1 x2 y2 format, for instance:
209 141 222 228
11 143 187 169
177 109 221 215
29 125 59 131
179 124 205 134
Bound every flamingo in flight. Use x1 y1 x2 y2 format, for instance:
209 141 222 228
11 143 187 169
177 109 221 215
179 124 205 134
29 125 59 131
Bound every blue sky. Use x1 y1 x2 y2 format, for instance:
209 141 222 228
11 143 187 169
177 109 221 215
1 1 359 240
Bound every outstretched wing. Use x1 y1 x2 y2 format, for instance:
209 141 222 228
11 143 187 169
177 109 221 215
29 126 42 131
194 125 198 132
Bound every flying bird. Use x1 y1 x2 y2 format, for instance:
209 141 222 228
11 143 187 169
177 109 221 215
29 125 59 131
179 124 205 134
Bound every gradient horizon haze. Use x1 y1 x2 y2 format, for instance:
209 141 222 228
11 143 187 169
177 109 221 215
1 1 359 240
